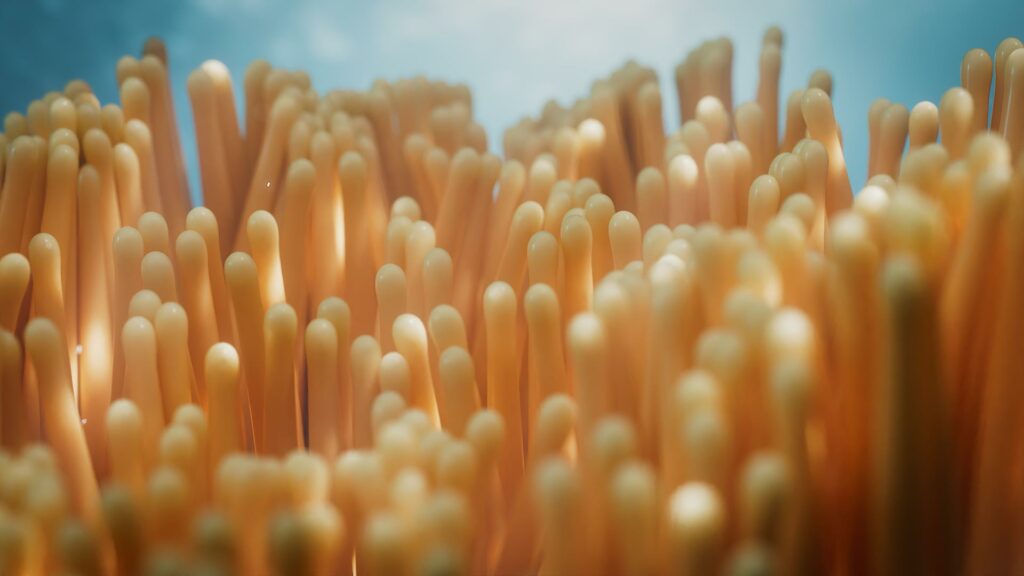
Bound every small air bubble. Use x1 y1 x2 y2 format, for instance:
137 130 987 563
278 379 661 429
75 345 83 355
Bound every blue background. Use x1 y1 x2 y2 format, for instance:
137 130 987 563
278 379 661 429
2 0 1022 203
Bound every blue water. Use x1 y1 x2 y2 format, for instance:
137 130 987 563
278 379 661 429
2 0 1022 205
